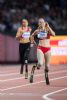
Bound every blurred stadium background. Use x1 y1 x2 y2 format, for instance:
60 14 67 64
0 0 67 64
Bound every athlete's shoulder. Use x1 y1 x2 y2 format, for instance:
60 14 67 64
18 27 22 31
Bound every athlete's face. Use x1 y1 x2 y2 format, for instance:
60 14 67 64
22 20 28 27
38 19 45 28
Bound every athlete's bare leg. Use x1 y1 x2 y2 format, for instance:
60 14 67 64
30 49 44 83
44 50 51 85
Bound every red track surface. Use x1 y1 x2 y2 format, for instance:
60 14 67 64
0 64 67 100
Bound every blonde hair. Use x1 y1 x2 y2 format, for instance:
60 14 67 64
22 19 28 26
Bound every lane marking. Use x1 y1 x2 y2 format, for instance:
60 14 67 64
43 88 67 100
0 69 43 76
1 75 67 92
0 92 67 97
0 73 19 76
0 92 41 96
0 70 67 82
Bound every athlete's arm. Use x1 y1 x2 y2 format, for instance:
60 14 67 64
16 27 23 40
45 22 55 36
30 30 38 43
48 26 55 36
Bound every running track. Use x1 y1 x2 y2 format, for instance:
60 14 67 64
0 64 67 100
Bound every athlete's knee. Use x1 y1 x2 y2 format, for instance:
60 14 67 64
38 62 43 66
25 59 28 64
45 65 49 72
33 65 36 70
37 58 43 66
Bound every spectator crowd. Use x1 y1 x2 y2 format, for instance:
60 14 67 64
0 0 67 34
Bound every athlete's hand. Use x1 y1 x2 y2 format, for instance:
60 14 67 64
30 36 34 43
45 22 49 28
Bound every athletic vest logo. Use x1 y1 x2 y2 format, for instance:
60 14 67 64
22 32 30 38
38 31 47 38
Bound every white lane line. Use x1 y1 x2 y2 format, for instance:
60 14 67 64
0 70 67 82
0 73 42 82
0 73 19 76
43 88 67 100
0 69 43 76
1 80 45 91
0 92 41 96
1 75 67 92
0 71 9 73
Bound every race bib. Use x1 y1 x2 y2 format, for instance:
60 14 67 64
22 32 30 38
38 31 47 38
